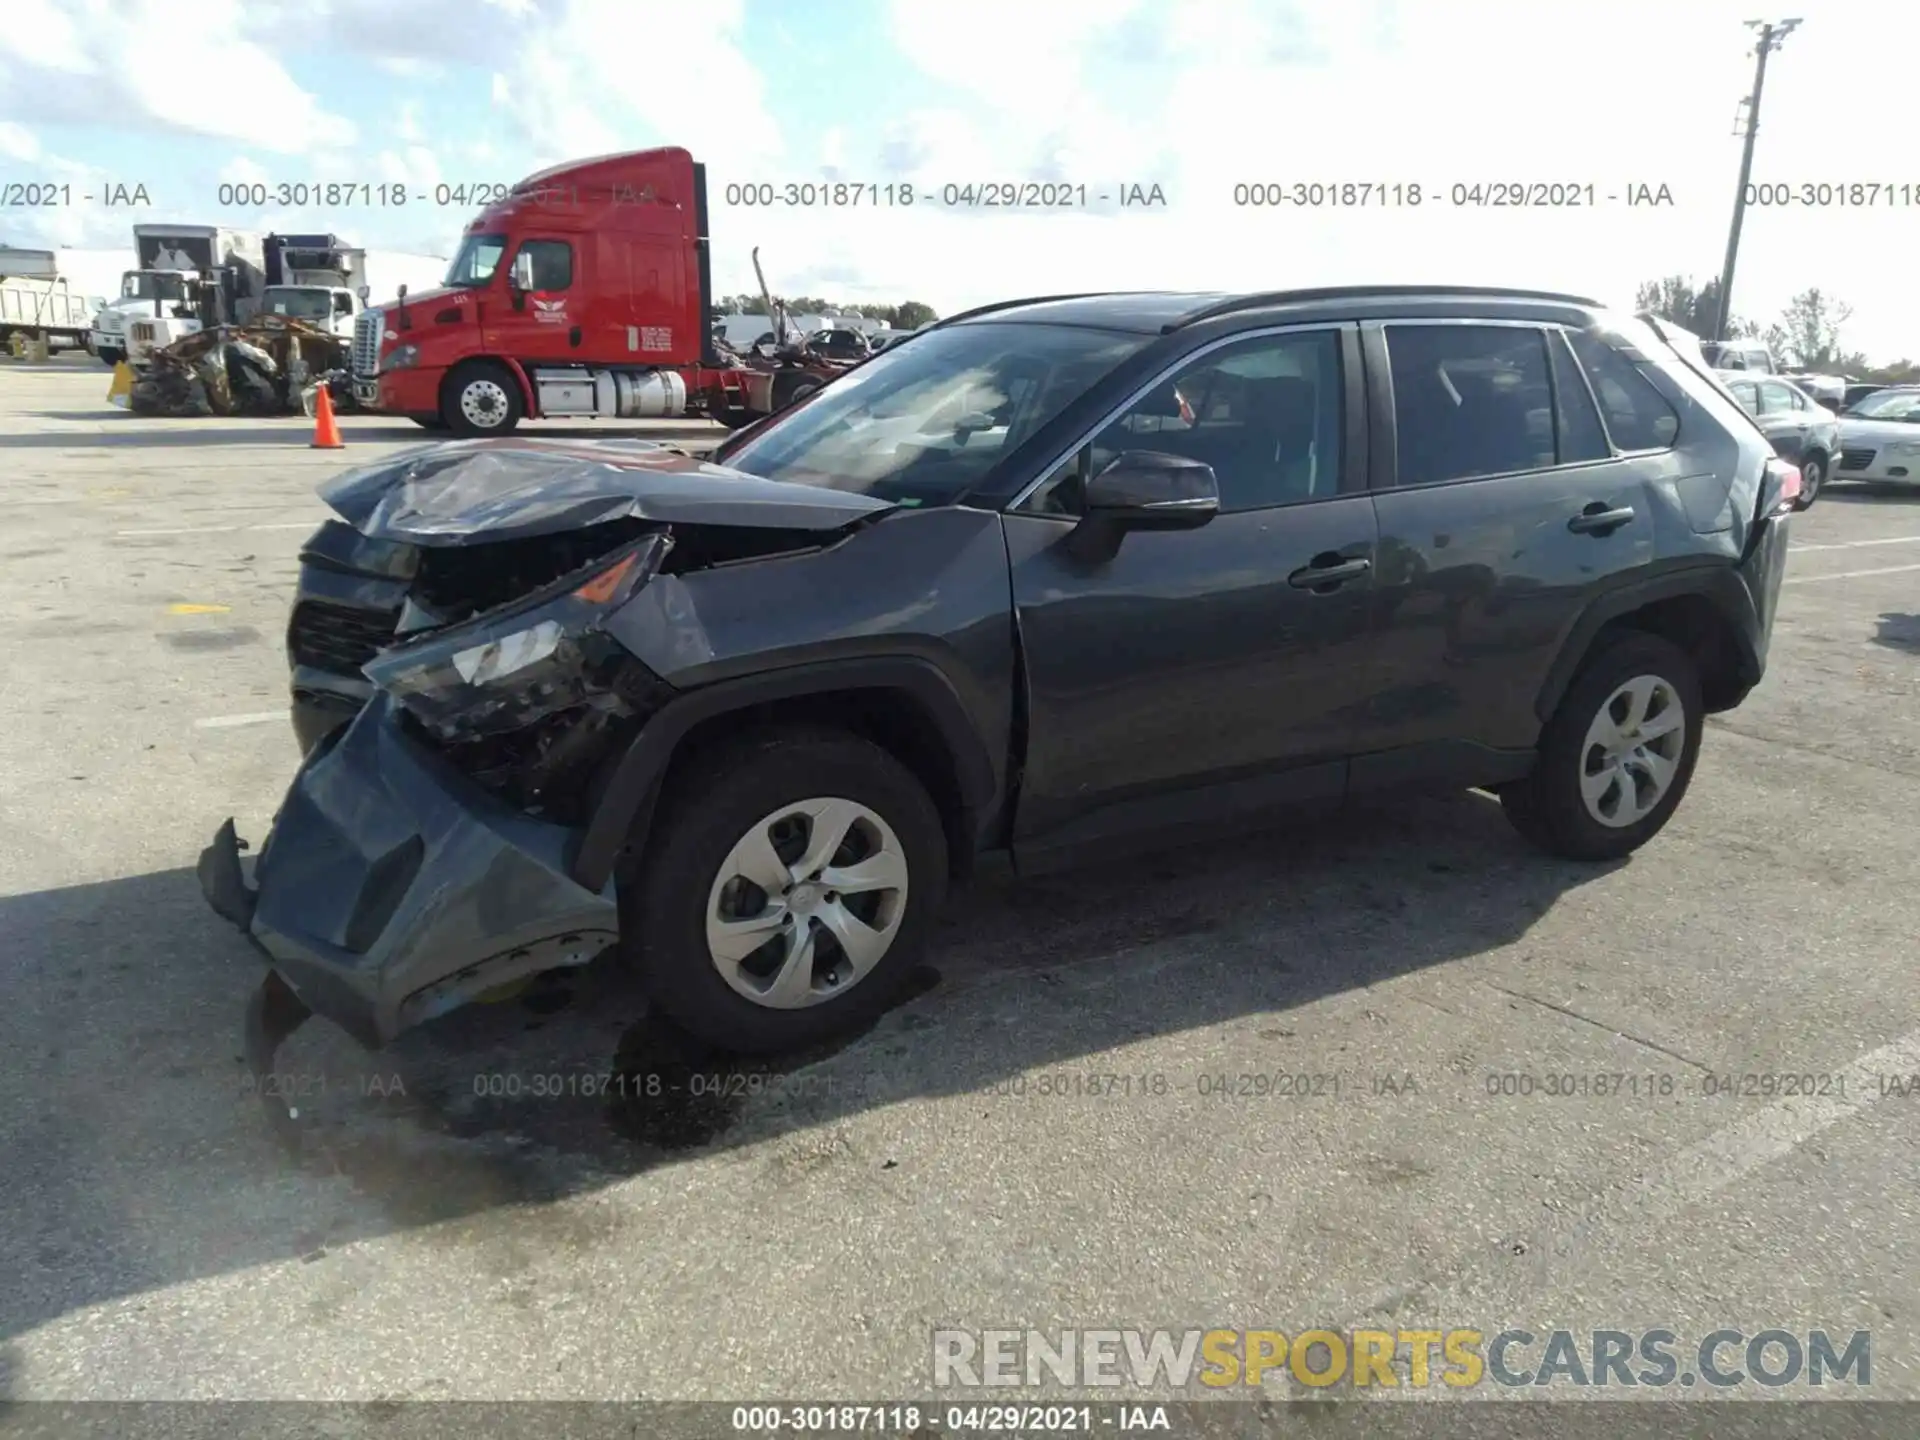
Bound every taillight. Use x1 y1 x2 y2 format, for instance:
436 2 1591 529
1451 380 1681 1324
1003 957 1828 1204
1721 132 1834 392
1764 456 1800 516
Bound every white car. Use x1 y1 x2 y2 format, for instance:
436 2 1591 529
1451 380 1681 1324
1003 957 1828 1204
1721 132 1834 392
1835 386 1920 486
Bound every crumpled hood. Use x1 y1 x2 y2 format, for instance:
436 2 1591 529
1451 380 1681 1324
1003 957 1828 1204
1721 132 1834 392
319 437 895 545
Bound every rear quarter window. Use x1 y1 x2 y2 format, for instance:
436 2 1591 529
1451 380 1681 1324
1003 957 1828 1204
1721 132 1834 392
1567 330 1681 452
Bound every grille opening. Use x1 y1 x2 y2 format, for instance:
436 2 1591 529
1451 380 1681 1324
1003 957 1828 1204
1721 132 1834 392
411 519 661 620
289 599 402 674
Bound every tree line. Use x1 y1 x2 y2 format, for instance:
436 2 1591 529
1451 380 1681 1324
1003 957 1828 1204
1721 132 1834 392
716 293 939 330
1635 275 1919 383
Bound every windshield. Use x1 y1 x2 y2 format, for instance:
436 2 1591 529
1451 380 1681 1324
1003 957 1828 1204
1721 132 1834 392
719 321 1153 506
120 272 188 302
1848 388 1920 420
261 287 334 321
443 234 507 288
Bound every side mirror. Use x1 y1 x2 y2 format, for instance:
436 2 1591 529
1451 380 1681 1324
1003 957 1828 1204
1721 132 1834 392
509 251 534 292
356 284 371 302
1082 451 1219 530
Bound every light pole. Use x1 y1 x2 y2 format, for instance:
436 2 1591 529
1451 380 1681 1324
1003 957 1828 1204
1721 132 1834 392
1713 17 1800 341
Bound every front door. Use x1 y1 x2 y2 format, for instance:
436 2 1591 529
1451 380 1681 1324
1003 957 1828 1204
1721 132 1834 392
488 236 581 365
1362 320 1669 763
1005 324 1380 862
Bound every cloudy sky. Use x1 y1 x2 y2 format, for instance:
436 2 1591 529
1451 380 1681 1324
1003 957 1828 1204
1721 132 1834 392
2 0 1914 358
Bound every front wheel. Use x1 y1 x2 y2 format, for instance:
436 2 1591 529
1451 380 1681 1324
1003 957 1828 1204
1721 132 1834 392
1795 452 1826 510
98 347 124 368
1501 631 1703 861
624 730 947 1053
441 361 524 436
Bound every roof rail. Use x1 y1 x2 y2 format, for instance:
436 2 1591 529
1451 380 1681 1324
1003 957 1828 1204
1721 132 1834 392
1163 285 1605 333
931 292 1133 329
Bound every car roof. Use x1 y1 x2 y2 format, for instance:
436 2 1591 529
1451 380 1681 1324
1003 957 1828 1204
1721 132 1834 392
938 285 1608 335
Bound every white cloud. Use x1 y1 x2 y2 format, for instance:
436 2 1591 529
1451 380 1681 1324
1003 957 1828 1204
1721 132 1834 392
689 0 1918 358
0 121 43 162
0 0 353 153
218 156 271 187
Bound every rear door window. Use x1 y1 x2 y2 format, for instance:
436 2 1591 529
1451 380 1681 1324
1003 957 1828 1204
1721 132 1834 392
1383 324 1556 485
1567 330 1681 451
1547 331 1610 464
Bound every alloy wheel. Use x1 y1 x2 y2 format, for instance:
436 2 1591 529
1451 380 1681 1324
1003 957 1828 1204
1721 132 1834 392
1578 674 1687 827
704 797 910 1009
459 378 510 428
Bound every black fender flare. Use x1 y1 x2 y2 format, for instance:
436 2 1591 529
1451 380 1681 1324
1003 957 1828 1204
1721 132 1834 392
569 656 999 892
1533 565 1761 725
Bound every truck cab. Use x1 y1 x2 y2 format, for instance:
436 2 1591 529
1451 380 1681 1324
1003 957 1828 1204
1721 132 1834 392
93 269 197 366
352 147 732 433
259 283 359 337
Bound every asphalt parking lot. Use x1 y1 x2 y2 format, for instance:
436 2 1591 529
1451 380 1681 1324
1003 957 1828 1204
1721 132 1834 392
3 350 1919 1409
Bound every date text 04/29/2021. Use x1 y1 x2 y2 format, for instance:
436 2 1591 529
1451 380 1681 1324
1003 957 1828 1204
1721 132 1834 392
721 182 1168 209
1230 181 1676 207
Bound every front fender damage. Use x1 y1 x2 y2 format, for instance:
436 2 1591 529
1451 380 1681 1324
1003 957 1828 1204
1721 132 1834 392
204 437 899 1147
200 696 620 1146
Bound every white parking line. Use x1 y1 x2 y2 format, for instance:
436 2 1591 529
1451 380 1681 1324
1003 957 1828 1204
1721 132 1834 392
193 711 285 729
116 520 321 537
1783 561 1920 585
1520 1023 1920 1293
1791 534 1920 552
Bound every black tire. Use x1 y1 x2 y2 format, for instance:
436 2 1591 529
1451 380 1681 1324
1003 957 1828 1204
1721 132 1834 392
718 405 757 430
1795 451 1826 510
99 347 124 368
440 360 523 436
624 729 948 1054
772 373 823 412
1501 631 1704 861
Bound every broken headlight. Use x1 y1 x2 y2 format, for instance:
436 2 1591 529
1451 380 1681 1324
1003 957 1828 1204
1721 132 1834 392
363 532 669 741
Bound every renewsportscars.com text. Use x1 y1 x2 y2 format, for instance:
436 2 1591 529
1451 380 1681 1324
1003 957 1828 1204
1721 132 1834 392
931 1327 1871 1390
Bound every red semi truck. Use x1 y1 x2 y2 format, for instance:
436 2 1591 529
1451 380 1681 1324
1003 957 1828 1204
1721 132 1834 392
349 147 846 435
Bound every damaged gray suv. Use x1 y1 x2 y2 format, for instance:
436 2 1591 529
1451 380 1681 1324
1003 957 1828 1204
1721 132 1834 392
200 287 1795 1088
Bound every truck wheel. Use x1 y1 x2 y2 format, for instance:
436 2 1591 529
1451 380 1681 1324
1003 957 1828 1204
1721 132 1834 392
771 374 823 412
1501 631 1703 861
441 361 523 436
623 728 947 1054
99 347 124 368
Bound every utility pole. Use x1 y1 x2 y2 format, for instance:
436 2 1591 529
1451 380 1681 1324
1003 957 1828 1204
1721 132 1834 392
1713 17 1800 341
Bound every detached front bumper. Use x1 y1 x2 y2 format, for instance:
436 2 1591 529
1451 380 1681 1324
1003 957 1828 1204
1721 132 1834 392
197 693 619 1052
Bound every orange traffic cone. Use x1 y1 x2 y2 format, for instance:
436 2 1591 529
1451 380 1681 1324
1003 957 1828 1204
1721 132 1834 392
309 382 345 449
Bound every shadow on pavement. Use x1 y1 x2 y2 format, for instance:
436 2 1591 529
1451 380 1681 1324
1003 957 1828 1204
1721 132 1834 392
0 788 1613 1355
1823 484 1920 505
1873 613 1920 654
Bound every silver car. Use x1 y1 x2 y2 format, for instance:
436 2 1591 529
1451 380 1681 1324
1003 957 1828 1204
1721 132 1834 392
1835 386 1920 486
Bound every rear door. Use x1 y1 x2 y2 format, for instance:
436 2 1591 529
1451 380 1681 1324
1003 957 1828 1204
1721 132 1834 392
1359 318 1672 768
1004 324 1379 861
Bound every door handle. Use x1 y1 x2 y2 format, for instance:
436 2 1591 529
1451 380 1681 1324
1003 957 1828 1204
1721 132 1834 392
1567 502 1635 535
569 325 583 347
1288 555 1371 590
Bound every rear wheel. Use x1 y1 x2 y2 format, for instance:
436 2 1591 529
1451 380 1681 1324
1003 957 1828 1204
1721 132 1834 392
623 730 947 1053
441 360 523 436
1502 631 1703 861
1795 452 1826 510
